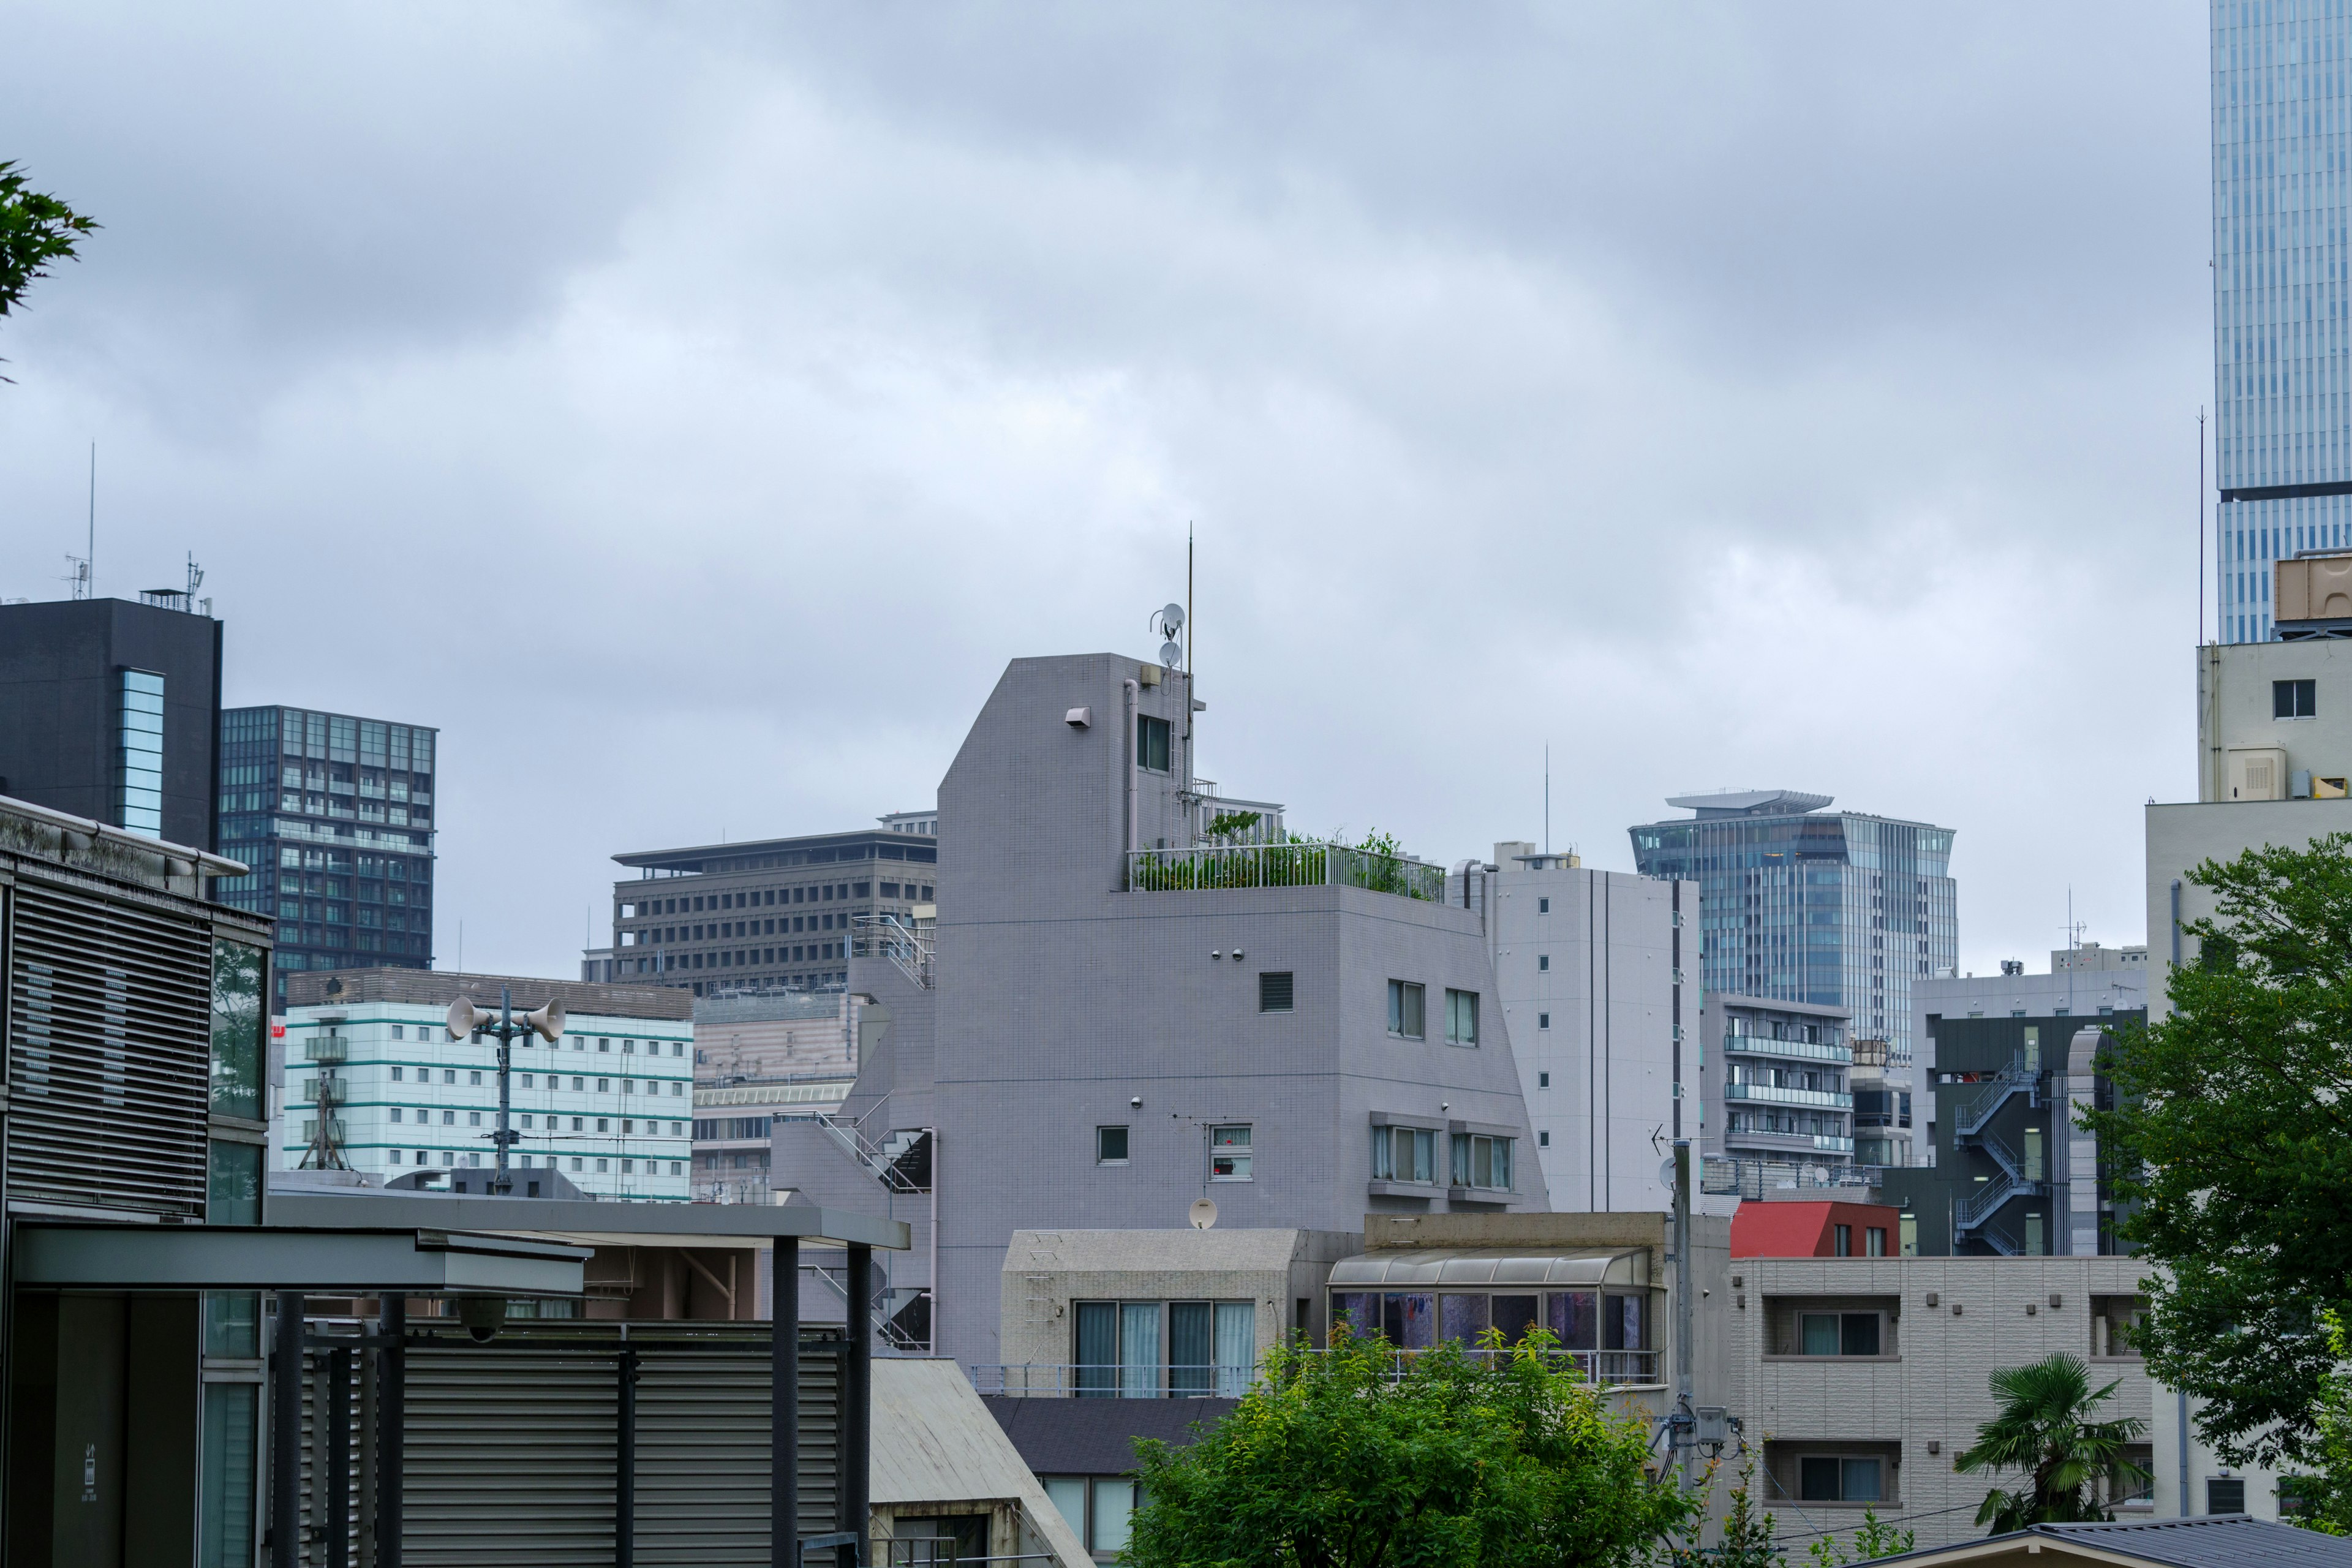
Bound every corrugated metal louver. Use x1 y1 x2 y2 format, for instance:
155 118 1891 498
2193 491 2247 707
7 877 213 1215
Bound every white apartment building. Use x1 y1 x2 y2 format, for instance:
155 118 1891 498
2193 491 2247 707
279 969 694 1200
1478 845 1694 1212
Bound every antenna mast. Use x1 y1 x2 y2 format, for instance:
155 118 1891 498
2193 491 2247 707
2198 409 2207 646
1544 744 1551 854
86 442 94 600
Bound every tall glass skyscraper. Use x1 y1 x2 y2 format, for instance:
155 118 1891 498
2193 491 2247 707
2214 0 2352 642
1628 791 1956 1065
213 706 438 1003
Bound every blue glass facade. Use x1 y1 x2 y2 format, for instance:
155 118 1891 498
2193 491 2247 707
1629 801 1955 1064
2214 0 2352 641
213 706 438 1002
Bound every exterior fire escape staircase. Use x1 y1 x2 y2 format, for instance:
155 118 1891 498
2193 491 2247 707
812 1095 935 1348
1951 1059 2046 1254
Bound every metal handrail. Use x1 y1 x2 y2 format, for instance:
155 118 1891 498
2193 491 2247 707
1126 842 1446 901
968 1363 1255 1398
1307 1345 1664 1387
1951 1059 2041 1138
850 914 933 989
1724 1083 1855 1110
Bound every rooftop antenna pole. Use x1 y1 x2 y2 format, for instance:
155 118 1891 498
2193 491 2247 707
2199 408 2207 646
1544 744 1551 855
87 442 95 600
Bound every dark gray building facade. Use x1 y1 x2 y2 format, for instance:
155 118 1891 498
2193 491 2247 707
604 827 938 996
213 706 438 1003
0 596 224 848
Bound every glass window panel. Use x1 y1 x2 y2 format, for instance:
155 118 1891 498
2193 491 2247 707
1841 1314 1881 1357
208 1141 261 1225
209 940 265 1120
1333 1292 1379 1337
1120 1302 1162 1398
203 1293 260 1359
1439 1293 1490 1346
1800 1455 1842 1502
1090 1479 1136 1555
1802 1314 1840 1356
1169 1302 1213 1396
199 1382 257 1568
1492 1294 1539 1346
1042 1477 1086 1540
1214 1302 1253 1395
1393 1292 1436 1349
1075 1302 1117 1397
1548 1291 1597 1351
1842 1458 1883 1502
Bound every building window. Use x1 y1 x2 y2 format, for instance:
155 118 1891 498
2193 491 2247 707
1800 1455 1885 1504
1538 897 1550 914
1097 1126 1129 1165
2275 678 2318 719
1074 1298 1254 1398
2092 1296 2146 1359
1136 714 1172 772
2207 1477 2247 1514
1866 1226 1887 1257
1538 1130 1550 1147
1538 1071 1550 1088
1793 1311 1884 1357
1445 989 1480 1046
1538 1012 1550 1030
1259 971 1294 1013
116 668 166 836
1387 980 1425 1039
1209 1125 1253 1181
1834 1224 1852 1257
1041 1476 1141 1558
1537 954 1550 972
1451 1133 1513 1191
1371 1125 1435 1183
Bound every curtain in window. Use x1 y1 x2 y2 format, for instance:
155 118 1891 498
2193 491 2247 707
1169 1302 1213 1396
1215 1302 1254 1396
1076 1302 1117 1397
1120 1302 1162 1398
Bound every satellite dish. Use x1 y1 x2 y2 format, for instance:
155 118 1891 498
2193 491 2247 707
1159 640 1183 666
447 997 481 1040
1160 603 1185 633
1659 1158 1678 1190
1189 1197 1218 1230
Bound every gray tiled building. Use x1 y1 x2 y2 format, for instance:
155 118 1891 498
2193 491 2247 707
776 651 1547 1373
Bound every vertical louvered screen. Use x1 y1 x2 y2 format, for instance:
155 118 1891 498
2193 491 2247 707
7 876 212 1215
394 1325 841 1567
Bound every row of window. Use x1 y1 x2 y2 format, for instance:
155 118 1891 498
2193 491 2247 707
627 913 848 944
377 1027 687 1057
385 1109 685 1133
624 881 907 918
1370 1126 1515 1191
1095 1123 1253 1180
1330 1288 1647 1352
1761 1296 2145 1360
380 1069 685 1096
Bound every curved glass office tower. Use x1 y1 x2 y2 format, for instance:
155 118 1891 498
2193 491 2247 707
2214 1 2352 641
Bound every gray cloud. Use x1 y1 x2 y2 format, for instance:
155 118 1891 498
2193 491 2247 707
0 1 2207 977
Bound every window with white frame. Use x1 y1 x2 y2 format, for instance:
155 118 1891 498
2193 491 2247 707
1445 989 1479 1046
1208 1125 1252 1181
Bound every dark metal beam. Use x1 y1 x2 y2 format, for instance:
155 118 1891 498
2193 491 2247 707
774 1235 798 1568
328 1346 352 1568
617 1346 639 1568
844 1244 871 1568
378 1295 404 1568
273 1292 304 1568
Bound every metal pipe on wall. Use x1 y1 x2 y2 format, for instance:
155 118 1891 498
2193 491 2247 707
377 1296 404 1568
617 1343 639 1568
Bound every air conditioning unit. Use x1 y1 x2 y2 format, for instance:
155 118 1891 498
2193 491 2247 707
2229 747 2289 801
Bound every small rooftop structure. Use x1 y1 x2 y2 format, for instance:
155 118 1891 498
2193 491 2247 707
1729 1199 1902 1258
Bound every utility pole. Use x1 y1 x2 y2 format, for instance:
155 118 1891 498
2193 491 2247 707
446 986 563 1193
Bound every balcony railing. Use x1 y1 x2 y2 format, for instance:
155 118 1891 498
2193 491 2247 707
1724 1082 1853 1111
305 1033 349 1064
1126 842 1445 901
968 1363 1253 1398
1318 1346 1662 1387
850 914 933 989
1722 1033 1852 1066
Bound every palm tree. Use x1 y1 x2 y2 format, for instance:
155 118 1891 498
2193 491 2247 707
1955 1353 2150 1532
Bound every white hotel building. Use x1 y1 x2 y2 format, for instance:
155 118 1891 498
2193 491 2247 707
277 969 693 1201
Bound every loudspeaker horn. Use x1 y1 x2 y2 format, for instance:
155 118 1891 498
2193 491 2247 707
446 997 481 1040
523 997 566 1044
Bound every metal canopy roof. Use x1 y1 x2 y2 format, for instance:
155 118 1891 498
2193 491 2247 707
1664 789 1834 817
13 1225 589 1296
266 1189 911 1251
1327 1246 1651 1291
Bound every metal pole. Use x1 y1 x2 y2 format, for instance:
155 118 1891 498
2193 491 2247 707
377 1297 404 1568
927 1131 939 1355
1673 1139 1695 1487
273 1293 304 1568
495 985 514 1193
774 1236 799 1568
328 1347 352 1568
617 1345 639 1568
844 1245 872 1568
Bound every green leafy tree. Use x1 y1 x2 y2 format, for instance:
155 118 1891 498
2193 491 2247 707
1668 1447 1782 1567
0 161 97 380
2285 1309 2352 1534
1953 1354 2147 1531
2082 835 2352 1469
1125 1325 1694 1568
1802 1510 1914 1566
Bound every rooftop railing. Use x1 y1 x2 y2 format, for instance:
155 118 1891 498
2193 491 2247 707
968 1363 1253 1398
1126 841 1445 901
1722 1033 1851 1066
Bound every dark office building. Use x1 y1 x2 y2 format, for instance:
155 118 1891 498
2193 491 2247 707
0 595 224 848
214 706 438 1002
601 827 938 995
1879 1008 2144 1258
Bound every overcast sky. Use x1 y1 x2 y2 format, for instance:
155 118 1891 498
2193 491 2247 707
1 3 2208 981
